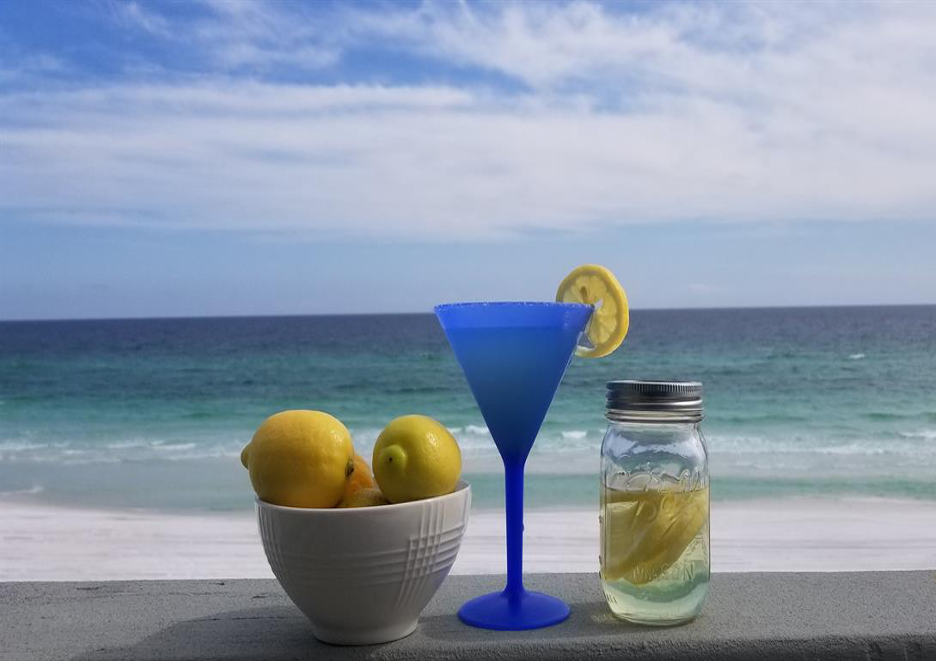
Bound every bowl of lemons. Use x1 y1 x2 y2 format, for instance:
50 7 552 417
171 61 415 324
241 410 470 645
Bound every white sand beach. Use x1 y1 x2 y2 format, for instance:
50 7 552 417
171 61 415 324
2 497 935 581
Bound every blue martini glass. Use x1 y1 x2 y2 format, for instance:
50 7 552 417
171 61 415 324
435 302 593 630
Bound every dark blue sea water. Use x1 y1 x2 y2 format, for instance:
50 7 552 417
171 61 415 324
2 306 935 511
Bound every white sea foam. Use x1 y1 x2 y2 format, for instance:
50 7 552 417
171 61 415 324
0 435 244 464
709 434 936 457
811 443 890 456
2 424 935 472
899 429 936 441
106 440 151 449
0 441 46 452
152 442 197 452
0 484 44 496
849 353 866 360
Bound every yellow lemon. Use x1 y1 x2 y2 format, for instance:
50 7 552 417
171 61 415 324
339 487 390 508
241 410 355 508
556 264 629 358
373 415 461 504
602 487 708 585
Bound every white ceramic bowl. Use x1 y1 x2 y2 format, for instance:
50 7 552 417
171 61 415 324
256 481 471 645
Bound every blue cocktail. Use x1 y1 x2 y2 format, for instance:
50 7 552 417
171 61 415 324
435 302 593 630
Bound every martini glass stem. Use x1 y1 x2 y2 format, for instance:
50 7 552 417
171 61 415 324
503 457 526 599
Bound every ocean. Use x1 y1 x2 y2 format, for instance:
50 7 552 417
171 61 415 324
2 305 935 512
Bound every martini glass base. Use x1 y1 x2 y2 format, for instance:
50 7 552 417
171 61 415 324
458 590 570 631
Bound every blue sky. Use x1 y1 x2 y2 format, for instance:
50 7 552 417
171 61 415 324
2 0 935 319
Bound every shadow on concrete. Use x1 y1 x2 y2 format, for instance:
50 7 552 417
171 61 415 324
74 604 324 661
74 592 707 660
73 601 657 660
417 598 658 643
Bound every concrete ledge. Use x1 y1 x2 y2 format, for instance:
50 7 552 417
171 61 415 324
2 572 935 660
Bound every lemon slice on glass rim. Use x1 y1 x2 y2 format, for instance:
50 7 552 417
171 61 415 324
556 264 629 358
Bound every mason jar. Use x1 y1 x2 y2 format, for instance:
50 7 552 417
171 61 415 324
599 380 710 625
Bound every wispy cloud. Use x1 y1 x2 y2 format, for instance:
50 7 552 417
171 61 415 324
190 0 339 71
2 0 935 240
102 0 339 72
107 0 173 38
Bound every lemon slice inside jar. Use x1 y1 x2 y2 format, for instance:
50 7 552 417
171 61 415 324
556 264 629 358
602 487 708 585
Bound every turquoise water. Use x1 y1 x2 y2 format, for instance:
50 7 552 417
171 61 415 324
436 302 591 461
1 306 935 511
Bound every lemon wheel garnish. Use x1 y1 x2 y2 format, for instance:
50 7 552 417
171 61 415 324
556 264 629 358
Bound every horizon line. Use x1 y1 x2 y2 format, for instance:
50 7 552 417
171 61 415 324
2 301 935 324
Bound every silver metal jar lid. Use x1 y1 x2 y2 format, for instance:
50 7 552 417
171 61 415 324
606 380 703 423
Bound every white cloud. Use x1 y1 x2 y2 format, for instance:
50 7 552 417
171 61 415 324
105 0 339 72
191 0 339 71
2 1 936 240
108 0 173 38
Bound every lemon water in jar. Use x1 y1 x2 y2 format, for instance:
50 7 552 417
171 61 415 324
600 380 710 625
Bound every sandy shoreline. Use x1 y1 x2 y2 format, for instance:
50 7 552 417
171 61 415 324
2 497 935 581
